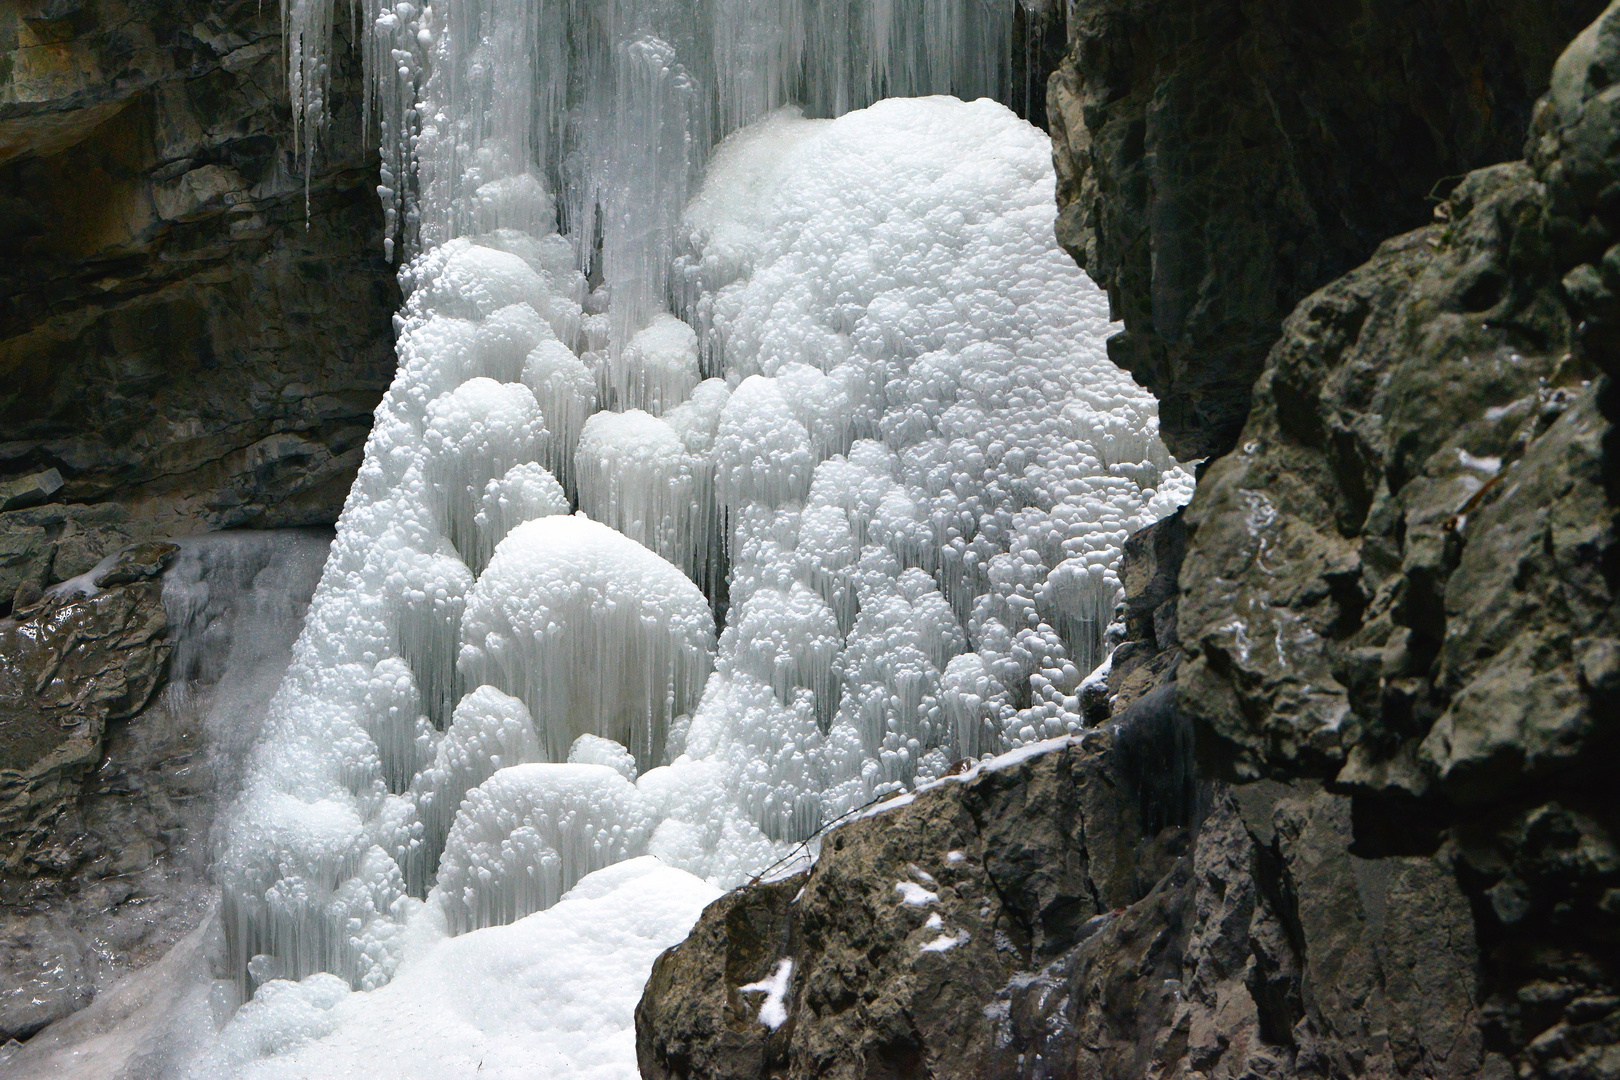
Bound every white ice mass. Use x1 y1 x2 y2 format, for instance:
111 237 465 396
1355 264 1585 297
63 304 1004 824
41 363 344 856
182 0 1194 1074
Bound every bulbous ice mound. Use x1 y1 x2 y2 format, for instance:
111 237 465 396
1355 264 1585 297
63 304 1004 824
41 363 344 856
432 763 655 935
424 377 550 567
575 409 712 584
679 97 1195 803
459 515 715 771
201 91 1192 1076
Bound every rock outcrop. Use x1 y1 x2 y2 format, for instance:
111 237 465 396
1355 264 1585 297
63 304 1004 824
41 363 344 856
0 0 397 612
1171 8 1620 1071
636 732 1493 1080
639 5 1620 1079
1048 0 1608 460
0 529 329 1043
0 543 175 1040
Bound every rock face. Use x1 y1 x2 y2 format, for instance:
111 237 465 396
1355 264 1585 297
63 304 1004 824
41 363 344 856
0 529 329 1042
641 5 1620 1079
1048 0 1608 460
635 737 1169 1080
636 735 1490 1080
0 0 397 611
1171 14 1619 1071
0 543 175 1040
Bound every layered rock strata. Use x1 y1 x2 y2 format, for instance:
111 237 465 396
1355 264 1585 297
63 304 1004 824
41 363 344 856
0 0 397 612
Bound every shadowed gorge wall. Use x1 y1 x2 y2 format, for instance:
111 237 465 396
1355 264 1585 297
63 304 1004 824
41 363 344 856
1048 0 1609 461
0 0 398 611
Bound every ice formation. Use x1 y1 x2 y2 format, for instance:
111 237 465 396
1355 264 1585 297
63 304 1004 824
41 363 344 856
201 2 1189 1074
193 859 718 1080
432 763 656 934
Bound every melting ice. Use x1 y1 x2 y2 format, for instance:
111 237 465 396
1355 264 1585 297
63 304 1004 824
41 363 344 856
190 1 1193 1075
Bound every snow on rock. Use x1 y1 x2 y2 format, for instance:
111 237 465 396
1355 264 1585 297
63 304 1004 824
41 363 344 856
739 958 795 1030
894 881 938 907
920 931 967 953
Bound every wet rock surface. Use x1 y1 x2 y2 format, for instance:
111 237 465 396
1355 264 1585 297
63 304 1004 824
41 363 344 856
0 543 176 878
0 529 328 1043
0 543 179 1040
0 0 397 612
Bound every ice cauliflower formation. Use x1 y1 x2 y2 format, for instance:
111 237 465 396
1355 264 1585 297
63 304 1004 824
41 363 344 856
209 94 1189 1078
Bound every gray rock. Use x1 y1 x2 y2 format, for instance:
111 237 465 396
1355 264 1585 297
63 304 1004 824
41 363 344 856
1102 507 1184 721
1162 6 1620 1075
0 470 62 512
637 737 1139 1080
1175 159 1586 791
0 570 171 875
0 912 93 1041
637 740 1486 1080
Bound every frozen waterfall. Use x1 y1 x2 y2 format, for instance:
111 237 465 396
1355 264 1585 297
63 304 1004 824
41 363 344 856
188 1 1194 1075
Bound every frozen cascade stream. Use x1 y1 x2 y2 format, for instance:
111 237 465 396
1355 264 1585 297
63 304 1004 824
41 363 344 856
132 2 1199 1077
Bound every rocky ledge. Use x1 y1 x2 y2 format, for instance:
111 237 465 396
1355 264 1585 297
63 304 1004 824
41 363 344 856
637 731 1494 1080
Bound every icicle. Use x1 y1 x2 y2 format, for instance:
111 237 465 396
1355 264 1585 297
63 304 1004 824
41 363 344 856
940 652 1010 761
361 657 434 793
721 583 842 731
597 35 703 354
383 540 474 732
567 734 638 781
522 340 598 499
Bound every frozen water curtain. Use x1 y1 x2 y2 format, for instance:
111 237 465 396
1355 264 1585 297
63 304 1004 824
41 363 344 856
224 0 1192 1003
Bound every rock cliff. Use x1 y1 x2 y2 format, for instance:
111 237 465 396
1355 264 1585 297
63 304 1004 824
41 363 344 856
637 4 1620 1079
1047 0 1607 461
0 0 397 613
